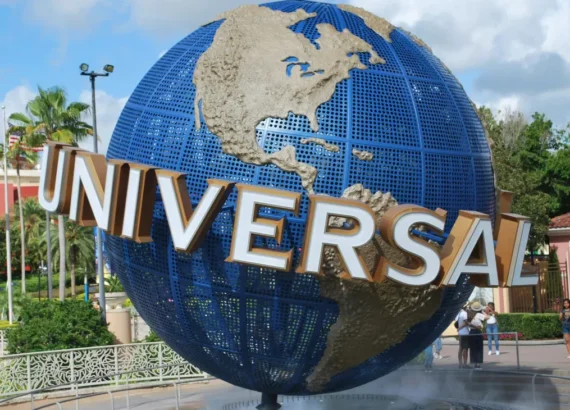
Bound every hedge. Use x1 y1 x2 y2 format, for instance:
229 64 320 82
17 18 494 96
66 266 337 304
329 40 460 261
496 313 561 340
0 320 17 330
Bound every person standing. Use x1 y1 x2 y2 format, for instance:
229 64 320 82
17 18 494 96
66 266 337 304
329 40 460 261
560 298 570 358
456 305 470 369
468 301 488 370
424 343 434 372
434 336 443 359
486 302 500 356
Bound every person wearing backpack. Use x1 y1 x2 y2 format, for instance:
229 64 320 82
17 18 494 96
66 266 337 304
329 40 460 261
455 305 470 369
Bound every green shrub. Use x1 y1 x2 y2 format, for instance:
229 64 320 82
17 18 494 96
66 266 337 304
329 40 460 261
496 313 561 339
0 320 17 330
144 330 162 343
408 350 426 365
105 276 124 293
6 299 114 354
521 314 561 339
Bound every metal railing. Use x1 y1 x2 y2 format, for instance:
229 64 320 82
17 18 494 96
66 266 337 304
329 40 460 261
440 331 520 369
0 362 211 410
3 366 568 410
0 342 207 397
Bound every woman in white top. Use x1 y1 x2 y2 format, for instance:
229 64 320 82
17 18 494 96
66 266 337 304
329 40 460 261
468 301 488 370
486 302 500 355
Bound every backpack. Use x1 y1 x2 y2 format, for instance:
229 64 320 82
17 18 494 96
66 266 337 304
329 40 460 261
454 320 459 329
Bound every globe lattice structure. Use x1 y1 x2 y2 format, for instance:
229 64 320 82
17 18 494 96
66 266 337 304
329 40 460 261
106 0 495 395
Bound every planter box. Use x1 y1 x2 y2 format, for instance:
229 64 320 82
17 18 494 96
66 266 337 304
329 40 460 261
95 292 128 310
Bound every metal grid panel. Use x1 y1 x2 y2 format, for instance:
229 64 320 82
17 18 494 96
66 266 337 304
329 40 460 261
106 1 492 396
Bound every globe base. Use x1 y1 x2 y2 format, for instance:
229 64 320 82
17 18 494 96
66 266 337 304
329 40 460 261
256 393 281 410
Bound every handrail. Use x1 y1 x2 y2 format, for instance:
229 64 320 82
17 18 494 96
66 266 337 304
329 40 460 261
0 361 209 405
0 341 165 360
0 342 205 398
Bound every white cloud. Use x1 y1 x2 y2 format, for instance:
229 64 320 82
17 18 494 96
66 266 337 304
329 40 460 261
124 0 260 36
25 0 107 31
0 85 37 128
79 90 128 155
1 85 128 155
15 0 570 125
347 0 570 125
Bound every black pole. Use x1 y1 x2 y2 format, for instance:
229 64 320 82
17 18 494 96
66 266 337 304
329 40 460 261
256 393 281 410
530 239 538 313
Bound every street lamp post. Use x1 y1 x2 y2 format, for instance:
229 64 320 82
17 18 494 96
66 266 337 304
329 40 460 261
80 63 114 324
39 260 47 301
1 106 13 324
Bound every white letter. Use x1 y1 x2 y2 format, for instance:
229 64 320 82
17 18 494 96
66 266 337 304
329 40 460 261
377 205 446 286
69 153 117 230
227 185 300 271
440 211 499 287
157 170 234 252
495 214 535 286
121 164 157 242
297 196 376 280
38 143 80 214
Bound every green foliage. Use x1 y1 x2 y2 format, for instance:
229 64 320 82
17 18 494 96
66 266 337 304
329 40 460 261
0 320 17 330
408 350 426 365
478 107 570 249
105 276 124 293
144 331 162 343
6 299 114 354
496 313 561 340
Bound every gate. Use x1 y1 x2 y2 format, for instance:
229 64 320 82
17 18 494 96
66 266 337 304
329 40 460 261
510 262 568 313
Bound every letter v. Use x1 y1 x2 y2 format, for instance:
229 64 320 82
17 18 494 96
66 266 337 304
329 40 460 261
156 170 234 252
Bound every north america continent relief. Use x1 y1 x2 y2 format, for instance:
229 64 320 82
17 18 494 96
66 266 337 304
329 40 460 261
193 5 385 193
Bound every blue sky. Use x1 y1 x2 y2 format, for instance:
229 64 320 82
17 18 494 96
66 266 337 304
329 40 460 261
1 0 568 153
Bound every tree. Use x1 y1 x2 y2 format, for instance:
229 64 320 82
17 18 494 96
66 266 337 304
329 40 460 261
9 86 92 300
48 218 95 296
480 107 560 250
6 299 114 354
4 138 38 294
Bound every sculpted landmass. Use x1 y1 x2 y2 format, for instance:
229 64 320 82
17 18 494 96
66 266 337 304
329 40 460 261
339 4 434 53
338 4 395 43
352 148 374 161
301 138 340 152
308 184 443 392
193 5 384 193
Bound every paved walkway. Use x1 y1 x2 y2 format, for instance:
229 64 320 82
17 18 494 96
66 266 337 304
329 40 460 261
2 344 569 409
433 343 570 375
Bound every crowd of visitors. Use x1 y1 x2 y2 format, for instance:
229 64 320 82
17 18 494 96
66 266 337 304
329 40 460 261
423 297 570 372
425 300 501 372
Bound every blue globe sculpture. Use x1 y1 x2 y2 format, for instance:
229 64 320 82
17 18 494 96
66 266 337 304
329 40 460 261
106 0 495 396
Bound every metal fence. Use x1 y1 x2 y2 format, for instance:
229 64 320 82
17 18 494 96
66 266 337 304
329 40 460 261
510 262 569 313
0 342 207 398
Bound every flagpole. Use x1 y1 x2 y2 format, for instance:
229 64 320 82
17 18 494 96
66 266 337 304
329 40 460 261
1 106 13 324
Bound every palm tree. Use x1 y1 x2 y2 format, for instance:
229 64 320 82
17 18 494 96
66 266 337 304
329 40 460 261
49 218 95 296
9 86 92 301
5 140 38 294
